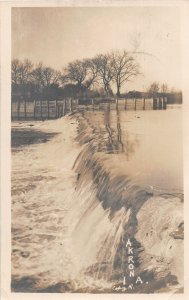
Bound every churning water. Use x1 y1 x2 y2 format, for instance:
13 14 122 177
11 105 183 293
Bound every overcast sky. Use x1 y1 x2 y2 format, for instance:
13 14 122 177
12 7 181 91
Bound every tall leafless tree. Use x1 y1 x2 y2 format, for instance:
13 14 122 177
43 67 61 87
62 60 87 89
84 58 99 89
62 58 98 91
160 83 169 94
93 54 114 96
111 50 140 97
32 64 61 87
19 59 33 84
11 59 33 84
12 59 21 84
148 81 160 95
31 63 45 87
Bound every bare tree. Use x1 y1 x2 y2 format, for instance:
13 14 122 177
12 59 21 84
83 58 99 89
32 64 61 87
93 54 114 96
61 50 139 97
148 81 160 95
11 59 33 84
43 67 61 87
31 63 45 87
43 67 55 86
160 83 168 94
111 50 140 97
12 59 63 101
62 58 99 92
63 59 87 89
19 59 33 84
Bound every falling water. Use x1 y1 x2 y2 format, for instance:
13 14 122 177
11 104 183 293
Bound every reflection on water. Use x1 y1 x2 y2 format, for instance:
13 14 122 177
83 104 183 193
102 108 140 159
104 109 125 153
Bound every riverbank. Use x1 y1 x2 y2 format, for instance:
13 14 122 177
11 112 183 293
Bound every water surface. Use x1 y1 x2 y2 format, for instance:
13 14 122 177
83 105 183 194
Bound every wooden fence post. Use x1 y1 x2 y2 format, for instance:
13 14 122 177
57 104 60 118
33 99 36 119
125 98 127 110
143 98 146 110
65 99 67 115
70 98 73 113
17 98 20 120
11 100 13 120
163 97 167 109
55 99 58 118
62 100 64 117
116 98 118 110
24 98 27 120
153 98 157 110
47 99 50 119
62 99 65 116
159 97 162 110
40 99 42 119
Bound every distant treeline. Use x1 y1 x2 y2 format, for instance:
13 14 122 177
11 50 139 101
11 55 182 104
122 91 182 104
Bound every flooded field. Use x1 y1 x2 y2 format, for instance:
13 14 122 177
11 105 183 293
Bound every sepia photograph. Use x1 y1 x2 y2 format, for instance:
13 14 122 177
1 1 189 298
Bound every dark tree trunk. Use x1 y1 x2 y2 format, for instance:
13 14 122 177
116 84 121 97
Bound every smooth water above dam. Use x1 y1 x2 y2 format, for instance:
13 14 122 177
80 104 183 194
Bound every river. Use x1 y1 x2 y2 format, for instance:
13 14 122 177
11 104 184 293
80 104 183 193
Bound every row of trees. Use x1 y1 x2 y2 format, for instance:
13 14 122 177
12 59 61 86
124 82 182 104
147 82 170 95
11 50 140 100
62 50 140 96
12 51 181 102
145 82 182 103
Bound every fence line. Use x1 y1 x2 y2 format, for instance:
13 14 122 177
11 97 167 120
